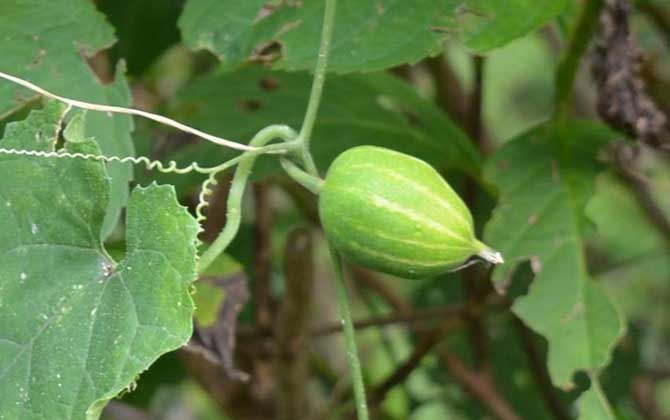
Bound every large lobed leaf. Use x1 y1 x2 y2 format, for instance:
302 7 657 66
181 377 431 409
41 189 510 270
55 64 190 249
0 102 199 420
0 0 135 237
483 121 625 418
178 0 568 73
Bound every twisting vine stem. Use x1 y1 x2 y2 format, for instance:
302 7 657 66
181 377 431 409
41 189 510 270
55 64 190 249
296 0 337 176
279 158 324 194
287 1 370 419
0 143 290 175
197 126 299 273
0 70 256 151
328 244 370 420
553 0 604 121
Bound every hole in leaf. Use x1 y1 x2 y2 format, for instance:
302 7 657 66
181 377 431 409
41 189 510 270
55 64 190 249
259 76 279 92
237 99 262 112
252 41 282 64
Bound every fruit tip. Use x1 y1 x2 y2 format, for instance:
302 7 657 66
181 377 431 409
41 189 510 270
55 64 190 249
475 241 504 265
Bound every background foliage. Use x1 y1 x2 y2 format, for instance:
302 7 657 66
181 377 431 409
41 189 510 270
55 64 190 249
0 0 668 419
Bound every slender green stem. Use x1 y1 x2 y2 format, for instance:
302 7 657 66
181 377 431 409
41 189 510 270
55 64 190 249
202 141 300 174
589 374 617 419
328 244 370 420
198 125 298 273
298 0 337 176
280 158 324 194
297 2 369 417
553 0 604 121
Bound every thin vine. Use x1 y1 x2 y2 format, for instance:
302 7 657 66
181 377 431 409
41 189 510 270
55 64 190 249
329 244 371 420
286 1 371 419
296 0 337 176
0 70 256 151
197 125 299 273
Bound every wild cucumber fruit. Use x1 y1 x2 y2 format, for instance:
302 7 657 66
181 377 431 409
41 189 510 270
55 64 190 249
318 146 502 279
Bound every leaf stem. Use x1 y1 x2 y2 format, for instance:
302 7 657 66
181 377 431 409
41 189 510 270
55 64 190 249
279 158 324 194
328 244 370 420
553 0 604 121
589 374 617 419
297 0 337 176
197 125 298 273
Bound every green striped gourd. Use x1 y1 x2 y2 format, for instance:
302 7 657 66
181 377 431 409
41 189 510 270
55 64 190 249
318 146 502 279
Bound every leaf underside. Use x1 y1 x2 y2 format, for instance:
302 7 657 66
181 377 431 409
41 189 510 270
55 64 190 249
0 102 199 420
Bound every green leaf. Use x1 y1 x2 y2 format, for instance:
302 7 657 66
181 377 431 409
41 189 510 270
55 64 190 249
0 0 135 237
97 0 182 76
0 103 199 420
483 121 624 408
458 0 569 52
588 166 670 369
193 254 242 327
178 0 568 73
576 379 617 420
160 66 479 191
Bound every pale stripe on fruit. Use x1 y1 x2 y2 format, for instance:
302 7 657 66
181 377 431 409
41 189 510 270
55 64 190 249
339 217 473 252
346 163 470 226
333 186 470 244
331 226 464 268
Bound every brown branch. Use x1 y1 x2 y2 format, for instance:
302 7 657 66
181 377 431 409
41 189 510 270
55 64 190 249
272 175 320 224
189 272 251 382
253 181 274 329
350 266 412 313
276 228 315 420
238 300 508 340
251 181 276 404
201 172 233 243
644 366 670 380
467 55 486 150
631 375 669 420
613 143 670 238
461 55 493 372
637 0 670 44
441 351 522 420
178 345 274 419
352 263 521 420
310 303 478 337
591 0 670 149
513 317 571 420
368 322 458 408
425 54 469 125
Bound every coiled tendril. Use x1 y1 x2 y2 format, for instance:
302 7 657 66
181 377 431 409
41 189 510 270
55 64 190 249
0 148 213 174
0 147 228 238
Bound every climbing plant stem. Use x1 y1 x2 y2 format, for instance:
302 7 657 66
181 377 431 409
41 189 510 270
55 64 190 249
0 70 256 151
553 0 603 121
197 125 298 273
279 158 324 194
295 1 370 418
328 244 370 420
589 373 616 419
298 0 337 176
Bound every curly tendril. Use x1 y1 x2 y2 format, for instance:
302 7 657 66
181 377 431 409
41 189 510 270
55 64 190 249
0 147 235 243
195 172 219 230
0 147 213 174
